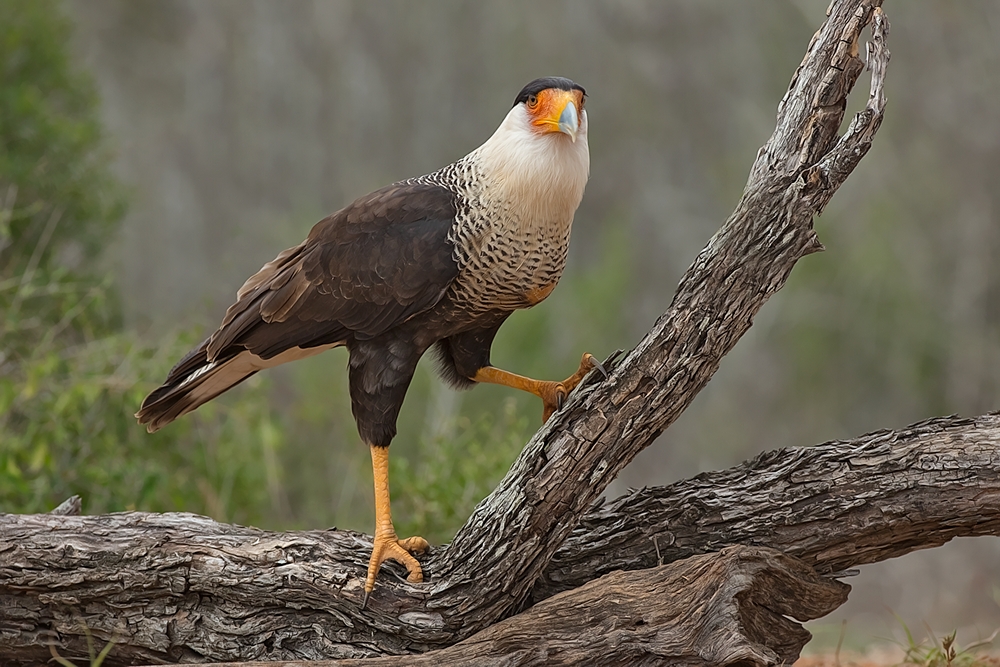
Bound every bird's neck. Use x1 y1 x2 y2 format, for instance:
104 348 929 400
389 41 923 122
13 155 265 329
468 114 590 231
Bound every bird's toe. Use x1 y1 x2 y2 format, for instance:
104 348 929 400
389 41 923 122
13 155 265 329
540 382 567 422
364 532 427 606
398 535 430 556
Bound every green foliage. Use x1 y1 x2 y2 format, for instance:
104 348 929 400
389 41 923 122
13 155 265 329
0 0 125 360
894 617 998 667
0 332 285 523
391 398 533 544
0 0 124 266
0 3 283 525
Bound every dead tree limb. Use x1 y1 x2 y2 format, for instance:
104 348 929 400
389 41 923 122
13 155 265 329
0 1 891 664
9 408 1000 665
423 0 888 635
183 547 850 667
534 412 1000 600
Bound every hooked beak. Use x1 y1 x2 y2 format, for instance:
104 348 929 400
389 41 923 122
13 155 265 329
531 89 583 142
558 100 579 143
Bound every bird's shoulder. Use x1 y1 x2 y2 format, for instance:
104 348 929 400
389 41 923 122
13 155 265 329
208 179 462 357
237 179 460 304
299 179 460 302
309 178 460 243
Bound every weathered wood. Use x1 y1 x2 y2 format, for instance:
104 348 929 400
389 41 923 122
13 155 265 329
10 408 1000 666
0 1 892 663
181 547 849 667
534 412 1000 600
48 495 81 517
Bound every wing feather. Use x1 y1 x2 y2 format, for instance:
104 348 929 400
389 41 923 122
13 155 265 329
235 245 303 300
139 180 459 432
206 181 458 361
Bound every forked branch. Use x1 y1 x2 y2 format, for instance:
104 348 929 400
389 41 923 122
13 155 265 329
0 2 892 664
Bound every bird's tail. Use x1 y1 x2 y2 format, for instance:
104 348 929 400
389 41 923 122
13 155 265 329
135 339 258 433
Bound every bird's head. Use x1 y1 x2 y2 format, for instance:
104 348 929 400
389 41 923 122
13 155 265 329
513 77 587 144
475 77 590 221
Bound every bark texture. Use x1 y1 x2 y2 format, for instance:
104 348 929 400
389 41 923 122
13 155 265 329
0 1 894 664
9 408 998 666
181 547 849 667
422 0 889 637
535 412 1000 600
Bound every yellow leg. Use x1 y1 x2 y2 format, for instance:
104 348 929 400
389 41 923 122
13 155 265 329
473 353 604 422
362 444 429 609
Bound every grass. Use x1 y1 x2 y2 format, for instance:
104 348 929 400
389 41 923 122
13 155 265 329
894 618 999 667
47 621 116 667
798 616 1000 667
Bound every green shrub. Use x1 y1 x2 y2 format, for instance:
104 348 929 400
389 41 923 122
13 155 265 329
0 331 285 524
0 0 125 360
391 397 533 544
0 1 286 524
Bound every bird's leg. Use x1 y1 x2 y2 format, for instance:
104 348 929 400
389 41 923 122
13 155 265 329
474 353 606 422
362 443 429 609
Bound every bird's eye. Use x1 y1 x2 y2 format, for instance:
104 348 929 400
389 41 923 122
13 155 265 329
526 94 539 108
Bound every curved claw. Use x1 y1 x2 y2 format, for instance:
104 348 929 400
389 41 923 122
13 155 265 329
362 534 427 609
542 389 563 423
590 355 608 379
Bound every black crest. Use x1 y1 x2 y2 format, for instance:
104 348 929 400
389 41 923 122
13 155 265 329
513 77 586 107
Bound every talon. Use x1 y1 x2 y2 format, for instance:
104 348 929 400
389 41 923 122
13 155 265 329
362 589 370 610
589 355 608 379
363 532 427 605
557 391 565 411
398 536 430 555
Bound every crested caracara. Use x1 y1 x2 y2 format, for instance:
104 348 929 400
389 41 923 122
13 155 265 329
137 76 603 606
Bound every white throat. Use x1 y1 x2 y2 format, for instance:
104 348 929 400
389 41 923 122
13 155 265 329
471 104 590 229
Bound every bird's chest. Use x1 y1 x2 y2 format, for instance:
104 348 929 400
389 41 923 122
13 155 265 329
450 208 572 312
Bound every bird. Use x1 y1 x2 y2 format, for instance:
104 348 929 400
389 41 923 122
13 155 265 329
136 76 603 607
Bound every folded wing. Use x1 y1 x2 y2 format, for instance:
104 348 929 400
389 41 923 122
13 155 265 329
136 181 459 432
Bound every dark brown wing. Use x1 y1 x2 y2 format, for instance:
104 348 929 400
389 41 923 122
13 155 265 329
137 180 460 432
206 181 459 361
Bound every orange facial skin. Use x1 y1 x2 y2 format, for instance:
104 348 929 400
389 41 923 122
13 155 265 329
525 88 585 136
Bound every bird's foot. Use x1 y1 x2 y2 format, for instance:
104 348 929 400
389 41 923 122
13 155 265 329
540 353 607 421
362 531 429 609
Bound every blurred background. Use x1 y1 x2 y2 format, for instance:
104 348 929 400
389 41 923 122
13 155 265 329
2 0 999 653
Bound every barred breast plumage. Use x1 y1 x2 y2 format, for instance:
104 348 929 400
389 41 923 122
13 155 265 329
414 100 590 316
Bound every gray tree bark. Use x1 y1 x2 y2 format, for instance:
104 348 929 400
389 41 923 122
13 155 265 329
166 547 850 667
0 1 898 665
534 413 1000 600
9 409 1000 666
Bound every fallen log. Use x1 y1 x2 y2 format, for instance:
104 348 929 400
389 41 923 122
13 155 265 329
534 412 1000 600
9 409 1000 665
183 547 849 667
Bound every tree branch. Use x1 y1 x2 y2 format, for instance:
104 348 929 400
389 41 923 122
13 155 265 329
535 412 1000 600
422 0 888 636
180 547 849 667
9 408 1000 665
0 1 892 663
